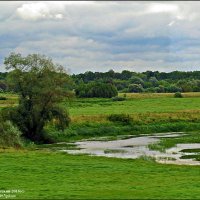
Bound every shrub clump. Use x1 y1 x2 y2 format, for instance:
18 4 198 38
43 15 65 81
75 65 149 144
0 120 23 148
107 114 132 124
112 96 126 101
75 82 118 98
174 92 183 98
0 96 7 100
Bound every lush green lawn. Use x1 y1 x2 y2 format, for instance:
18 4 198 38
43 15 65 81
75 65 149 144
0 151 200 199
2 92 200 117
68 97 200 116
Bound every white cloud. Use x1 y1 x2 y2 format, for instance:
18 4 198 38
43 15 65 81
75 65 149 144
55 14 63 19
148 3 179 13
16 2 66 20
1 1 200 73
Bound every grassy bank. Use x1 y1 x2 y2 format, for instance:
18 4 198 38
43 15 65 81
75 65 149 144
2 92 200 142
149 132 200 152
0 150 200 199
46 121 200 142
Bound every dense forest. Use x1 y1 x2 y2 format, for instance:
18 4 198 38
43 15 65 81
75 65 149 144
1 70 200 96
73 70 200 95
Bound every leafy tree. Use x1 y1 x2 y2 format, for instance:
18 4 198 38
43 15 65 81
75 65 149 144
75 82 118 98
165 84 182 93
149 76 159 87
176 80 192 92
130 76 144 86
145 87 157 93
128 84 144 93
3 53 72 142
121 70 133 80
193 80 200 92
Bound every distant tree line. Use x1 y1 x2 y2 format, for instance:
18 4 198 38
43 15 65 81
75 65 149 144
1 69 200 95
72 70 200 94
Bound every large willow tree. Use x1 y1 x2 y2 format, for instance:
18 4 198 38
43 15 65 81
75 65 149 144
4 53 72 142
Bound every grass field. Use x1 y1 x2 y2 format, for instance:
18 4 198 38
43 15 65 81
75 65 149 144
0 150 200 199
2 92 200 116
0 92 200 199
2 92 200 141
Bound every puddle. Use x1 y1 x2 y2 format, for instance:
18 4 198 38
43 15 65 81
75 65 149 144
61 133 200 165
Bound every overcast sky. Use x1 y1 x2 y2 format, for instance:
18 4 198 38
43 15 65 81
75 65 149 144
1 1 200 74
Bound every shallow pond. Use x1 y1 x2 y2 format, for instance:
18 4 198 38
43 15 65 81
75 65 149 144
61 133 200 165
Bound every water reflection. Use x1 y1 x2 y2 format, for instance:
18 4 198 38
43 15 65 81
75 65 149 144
62 133 200 165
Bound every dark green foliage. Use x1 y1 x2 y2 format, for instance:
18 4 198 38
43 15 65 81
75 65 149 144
107 114 132 124
165 84 182 93
128 84 144 93
0 81 7 92
111 96 126 101
2 69 200 94
75 82 118 98
0 96 7 100
0 72 7 80
130 76 144 85
72 70 200 94
174 92 183 98
0 117 22 148
149 76 159 87
3 53 72 142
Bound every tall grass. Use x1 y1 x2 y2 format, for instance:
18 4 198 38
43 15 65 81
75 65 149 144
45 121 200 142
0 120 23 148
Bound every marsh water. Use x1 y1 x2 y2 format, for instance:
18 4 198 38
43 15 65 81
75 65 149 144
61 133 200 165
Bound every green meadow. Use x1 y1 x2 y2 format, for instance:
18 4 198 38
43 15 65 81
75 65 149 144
0 151 200 199
68 93 200 117
0 92 200 199
1 92 200 141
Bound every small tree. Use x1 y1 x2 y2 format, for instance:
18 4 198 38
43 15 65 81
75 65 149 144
130 76 144 86
4 53 73 142
128 84 144 93
75 82 118 98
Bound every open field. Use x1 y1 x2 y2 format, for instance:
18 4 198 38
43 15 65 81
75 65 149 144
2 92 200 117
0 92 200 199
66 93 200 119
67 97 200 126
119 92 200 98
0 150 200 199
2 92 200 142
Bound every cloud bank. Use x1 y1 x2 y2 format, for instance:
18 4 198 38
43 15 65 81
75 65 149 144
0 1 200 73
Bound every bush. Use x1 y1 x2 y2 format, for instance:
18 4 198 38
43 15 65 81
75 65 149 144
107 114 132 124
112 96 126 101
128 84 144 93
0 96 7 100
0 120 23 148
174 92 183 98
76 82 118 98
